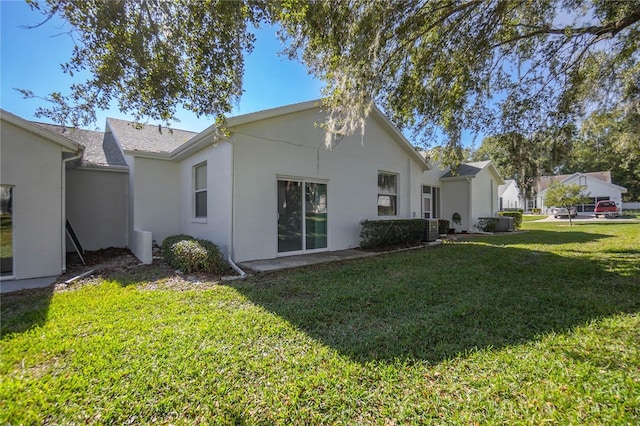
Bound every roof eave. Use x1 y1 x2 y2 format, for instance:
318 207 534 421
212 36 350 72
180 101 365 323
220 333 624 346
123 149 173 160
1 109 82 153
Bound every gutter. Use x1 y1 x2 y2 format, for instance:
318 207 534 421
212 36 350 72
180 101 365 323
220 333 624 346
61 148 84 273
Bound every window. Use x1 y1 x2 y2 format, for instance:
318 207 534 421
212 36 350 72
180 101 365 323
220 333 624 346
194 163 207 218
1 186 14 277
378 172 397 216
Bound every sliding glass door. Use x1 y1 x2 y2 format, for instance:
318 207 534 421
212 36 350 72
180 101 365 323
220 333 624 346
277 180 327 253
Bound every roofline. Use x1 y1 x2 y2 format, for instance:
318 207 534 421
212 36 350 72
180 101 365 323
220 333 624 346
74 164 129 173
122 149 173 161
1 109 82 153
170 99 428 169
440 161 504 184
368 104 429 170
538 172 627 194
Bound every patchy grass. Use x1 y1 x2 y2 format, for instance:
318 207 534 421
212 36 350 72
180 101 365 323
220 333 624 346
522 214 547 222
1 221 639 424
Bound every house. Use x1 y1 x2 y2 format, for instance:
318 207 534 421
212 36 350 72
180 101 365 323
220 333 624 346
114 101 430 263
438 161 504 232
498 179 523 211
536 172 627 214
1 111 83 284
1 101 504 287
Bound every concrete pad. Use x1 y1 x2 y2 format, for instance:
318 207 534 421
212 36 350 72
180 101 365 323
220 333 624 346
1 276 57 293
238 249 378 273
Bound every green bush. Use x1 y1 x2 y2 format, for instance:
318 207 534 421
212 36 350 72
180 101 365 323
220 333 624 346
360 219 426 250
438 219 450 235
162 234 227 274
476 217 499 232
499 211 523 229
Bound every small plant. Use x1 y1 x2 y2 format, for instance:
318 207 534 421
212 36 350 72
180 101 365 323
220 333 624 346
162 234 226 274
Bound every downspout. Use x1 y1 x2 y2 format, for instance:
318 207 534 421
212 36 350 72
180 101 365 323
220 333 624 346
467 177 473 232
227 140 247 278
61 148 84 273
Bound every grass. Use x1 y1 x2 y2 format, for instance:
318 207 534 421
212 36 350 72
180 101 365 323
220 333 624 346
1 221 639 424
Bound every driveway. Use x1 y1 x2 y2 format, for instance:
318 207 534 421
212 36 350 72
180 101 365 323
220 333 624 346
537 214 639 223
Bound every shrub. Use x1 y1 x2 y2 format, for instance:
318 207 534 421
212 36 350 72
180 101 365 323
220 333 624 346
531 208 541 214
437 219 450 235
499 211 523 229
162 234 226 274
476 217 499 232
360 219 426 250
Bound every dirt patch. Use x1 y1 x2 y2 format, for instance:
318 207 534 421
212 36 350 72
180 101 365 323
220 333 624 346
56 248 236 292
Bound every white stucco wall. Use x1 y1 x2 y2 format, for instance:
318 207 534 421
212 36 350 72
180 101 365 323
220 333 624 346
471 170 499 223
66 168 128 251
441 179 470 232
0 120 66 280
129 156 180 247
178 142 233 257
231 108 425 262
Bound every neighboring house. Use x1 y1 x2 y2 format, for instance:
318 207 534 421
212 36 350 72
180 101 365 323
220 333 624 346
439 161 504 232
536 172 627 214
1 111 83 283
1 100 504 285
498 179 523 211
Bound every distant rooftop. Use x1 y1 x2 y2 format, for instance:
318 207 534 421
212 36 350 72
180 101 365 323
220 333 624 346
538 171 612 192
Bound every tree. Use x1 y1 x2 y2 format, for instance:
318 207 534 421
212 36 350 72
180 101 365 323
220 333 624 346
561 104 640 201
277 0 640 165
19 0 270 128
544 182 590 225
18 0 640 167
472 132 540 206
471 128 573 207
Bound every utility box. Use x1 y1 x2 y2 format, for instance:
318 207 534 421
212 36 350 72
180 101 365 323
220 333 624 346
423 219 440 242
495 216 514 232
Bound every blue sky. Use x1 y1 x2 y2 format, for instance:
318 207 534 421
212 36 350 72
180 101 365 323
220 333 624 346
1 0 324 132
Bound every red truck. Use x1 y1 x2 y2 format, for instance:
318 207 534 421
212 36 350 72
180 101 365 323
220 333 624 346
594 200 618 218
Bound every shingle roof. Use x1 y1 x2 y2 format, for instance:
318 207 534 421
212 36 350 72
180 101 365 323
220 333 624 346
440 161 492 178
537 171 612 192
34 122 127 167
107 118 197 154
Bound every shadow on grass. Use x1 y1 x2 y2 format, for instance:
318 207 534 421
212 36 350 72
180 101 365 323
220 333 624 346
230 230 640 365
1 286 54 337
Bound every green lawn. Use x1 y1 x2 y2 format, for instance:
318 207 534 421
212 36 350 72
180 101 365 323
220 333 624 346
2 221 639 424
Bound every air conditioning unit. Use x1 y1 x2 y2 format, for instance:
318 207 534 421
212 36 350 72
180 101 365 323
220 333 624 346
495 216 514 232
423 219 440 242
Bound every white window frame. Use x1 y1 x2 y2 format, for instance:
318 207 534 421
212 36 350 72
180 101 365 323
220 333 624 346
1 185 15 279
377 171 398 217
193 162 207 220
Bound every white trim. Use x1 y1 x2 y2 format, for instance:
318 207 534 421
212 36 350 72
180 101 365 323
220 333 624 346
193 162 207 219
377 170 399 217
